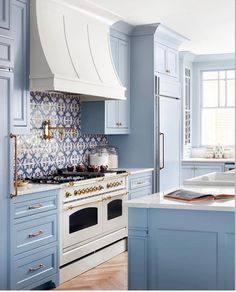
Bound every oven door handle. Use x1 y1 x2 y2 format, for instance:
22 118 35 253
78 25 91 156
65 198 103 211
103 191 129 201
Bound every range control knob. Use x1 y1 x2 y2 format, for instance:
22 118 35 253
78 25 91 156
89 187 93 192
65 192 72 198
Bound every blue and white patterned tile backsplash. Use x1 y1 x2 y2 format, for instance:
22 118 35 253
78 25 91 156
18 92 108 178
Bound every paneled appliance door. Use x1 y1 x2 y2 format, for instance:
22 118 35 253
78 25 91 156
159 95 181 192
102 190 128 234
62 195 103 249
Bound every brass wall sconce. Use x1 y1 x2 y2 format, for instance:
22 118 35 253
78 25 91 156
42 120 78 140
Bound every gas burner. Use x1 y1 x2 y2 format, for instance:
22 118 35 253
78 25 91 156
26 170 127 185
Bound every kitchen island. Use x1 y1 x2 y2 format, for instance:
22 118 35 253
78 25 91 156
126 186 235 290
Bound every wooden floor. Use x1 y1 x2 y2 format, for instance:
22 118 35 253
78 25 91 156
56 252 128 290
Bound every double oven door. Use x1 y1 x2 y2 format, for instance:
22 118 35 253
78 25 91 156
62 190 128 250
102 190 128 234
63 195 103 249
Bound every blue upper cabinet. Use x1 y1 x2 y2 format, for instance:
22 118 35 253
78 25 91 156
12 0 30 134
0 0 11 34
81 25 131 135
155 42 179 79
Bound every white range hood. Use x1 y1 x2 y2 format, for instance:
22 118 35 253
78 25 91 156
30 0 126 101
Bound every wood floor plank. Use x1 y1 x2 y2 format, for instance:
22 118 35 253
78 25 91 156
56 252 128 290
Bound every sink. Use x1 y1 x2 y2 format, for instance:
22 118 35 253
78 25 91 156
184 172 235 186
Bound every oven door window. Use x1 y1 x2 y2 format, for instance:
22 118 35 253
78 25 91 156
69 207 98 234
107 199 122 220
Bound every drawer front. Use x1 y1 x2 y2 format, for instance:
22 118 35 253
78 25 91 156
13 213 57 255
13 192 58 219
129 173 152 191
0 36 13 68
129 187 152 200
12 246 58 290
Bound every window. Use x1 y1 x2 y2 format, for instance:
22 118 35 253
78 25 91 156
201 70 235 146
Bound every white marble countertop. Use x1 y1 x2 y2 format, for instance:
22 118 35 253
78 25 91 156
17 183 62 196
182 158 235 163
125 185 235 212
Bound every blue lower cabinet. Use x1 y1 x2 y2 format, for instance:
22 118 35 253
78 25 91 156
10 190 59 290
128 171 153 200
12 245 58 290
128 208 235 290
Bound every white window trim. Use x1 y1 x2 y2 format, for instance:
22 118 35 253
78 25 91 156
199 69 235 147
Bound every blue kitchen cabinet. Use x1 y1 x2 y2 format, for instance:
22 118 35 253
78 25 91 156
128 208 235 290
12 0 30 134
81 27 130 135
155 42 179 79
0 70 13 290
181 161 225 184
0 35 14 68
10 190 59 290
0 0 11 34
129 171 153 200
128 208 149 290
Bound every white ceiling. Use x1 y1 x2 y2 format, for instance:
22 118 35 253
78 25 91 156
88 0 235 55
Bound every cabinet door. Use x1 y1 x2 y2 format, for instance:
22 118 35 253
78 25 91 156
0 71 12 290
194 164 224 177
118 39 129 129
128 232 148 290
155 43 167 75
167 48 178 78
12 0 30 134
0 0 10 31
159 97 180 191
106 36 119 129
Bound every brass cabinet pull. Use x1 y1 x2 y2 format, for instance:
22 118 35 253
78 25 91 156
28 203 43 210
29 263 45 273
28 230 43 238
10 133 18 198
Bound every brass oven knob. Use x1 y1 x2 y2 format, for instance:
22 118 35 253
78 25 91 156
81 189 86 194
92 187 97 192
89 187 93 192
107 183 111 188
74 190 78 196
65 192 72 198
85 188 89 193
99 185 104 190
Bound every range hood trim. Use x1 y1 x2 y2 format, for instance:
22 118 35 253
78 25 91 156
30 0 126 101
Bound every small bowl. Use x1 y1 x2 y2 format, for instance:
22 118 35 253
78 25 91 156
67 165 74 172
100 165 108 173
87 165 99 172
76 164 86 172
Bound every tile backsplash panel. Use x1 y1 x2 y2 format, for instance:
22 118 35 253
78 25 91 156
18 92 107 178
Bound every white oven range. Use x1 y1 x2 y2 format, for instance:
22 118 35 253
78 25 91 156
59 172 128 283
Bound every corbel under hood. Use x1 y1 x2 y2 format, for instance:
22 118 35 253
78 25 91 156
30 0 126 101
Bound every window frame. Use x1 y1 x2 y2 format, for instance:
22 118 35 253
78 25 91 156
200 69 235 146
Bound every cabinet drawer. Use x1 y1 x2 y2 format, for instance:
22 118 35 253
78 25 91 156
12 246 58 290
12 191 58 219
129 174 152 191
129 187 152 200
13 212 57 255
0 36 13 68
